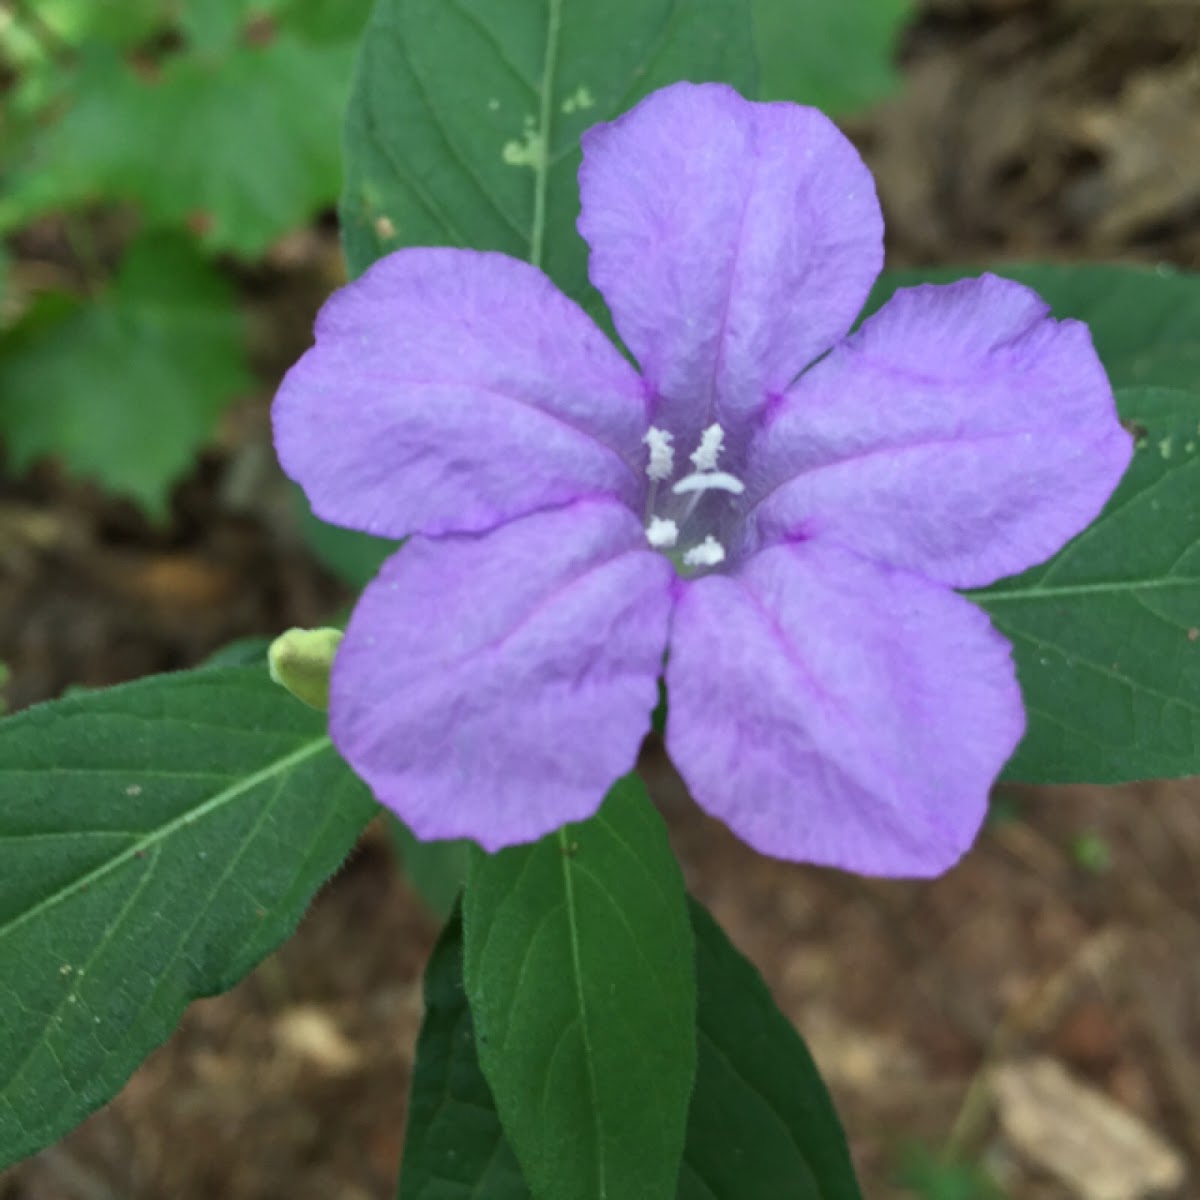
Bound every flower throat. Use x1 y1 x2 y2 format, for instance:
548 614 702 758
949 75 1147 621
641 422 744 572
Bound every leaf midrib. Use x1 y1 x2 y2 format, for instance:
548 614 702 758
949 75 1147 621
530 0 562 268
980 574 1200 603
558 826 607 1198
0 735 331 941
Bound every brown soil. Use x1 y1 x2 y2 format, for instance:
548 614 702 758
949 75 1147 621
2 1 1199 1197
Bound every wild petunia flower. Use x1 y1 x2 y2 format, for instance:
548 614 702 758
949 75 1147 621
274 82 1130 876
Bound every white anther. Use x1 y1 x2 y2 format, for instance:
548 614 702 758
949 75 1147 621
645 516 679 549
642 426 675 481
672 470 745 496
683 536 726 568
690 423 725 472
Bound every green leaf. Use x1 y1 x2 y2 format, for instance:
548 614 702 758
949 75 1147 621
200 636 274 669
18 0 164 48
462 777 695 1200
981 384 1200 784
401 896 861 1199
2 10 368 255
176 0 287 57
340 0 759 299
398 909 530 1200
0 665 377 1169
129 35 360 255
279 0 376 41
867 263 1200 391
678 900 861 1200
1004 263 1200 391
0 232 249 517
893 1142 1004 1200
296 487 398 588
387 817 468 920
752 0 910 114
0 49 132 227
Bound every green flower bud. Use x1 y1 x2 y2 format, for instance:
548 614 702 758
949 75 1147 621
267 627 343 711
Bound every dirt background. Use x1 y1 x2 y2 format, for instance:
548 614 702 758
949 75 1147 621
2 0 1199 1196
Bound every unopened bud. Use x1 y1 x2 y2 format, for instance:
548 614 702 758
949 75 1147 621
268 627 343 710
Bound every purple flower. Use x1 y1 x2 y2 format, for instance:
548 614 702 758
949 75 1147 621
274 82 1130 876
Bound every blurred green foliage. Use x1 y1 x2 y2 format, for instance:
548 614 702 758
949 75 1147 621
1070 829 1113 874
894 1143 1007 1200
0 0 371 513
0 0 909 522
0 232 248 513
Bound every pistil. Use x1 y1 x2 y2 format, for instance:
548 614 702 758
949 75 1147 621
671 470 745 497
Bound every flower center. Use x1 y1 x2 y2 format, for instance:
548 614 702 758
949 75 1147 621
641 423 744 573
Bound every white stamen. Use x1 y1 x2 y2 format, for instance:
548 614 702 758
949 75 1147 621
645 516 679 548
672 470 745 496
690 423 725 471
683 536 726 568
643 426 674 481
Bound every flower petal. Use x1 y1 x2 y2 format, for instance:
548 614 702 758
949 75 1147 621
739 275 1133 588
665 541 1024 877
274 248 649 539
330 499 675 848
578 82 882 452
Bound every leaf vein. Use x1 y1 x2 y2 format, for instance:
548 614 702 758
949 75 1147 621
0 738 330 943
